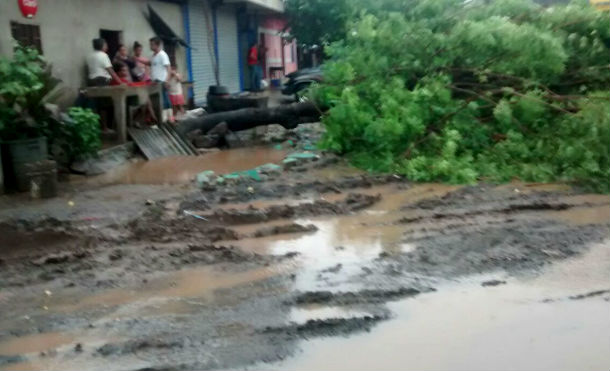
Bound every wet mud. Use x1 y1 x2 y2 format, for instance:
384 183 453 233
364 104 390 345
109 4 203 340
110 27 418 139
0 146 609 371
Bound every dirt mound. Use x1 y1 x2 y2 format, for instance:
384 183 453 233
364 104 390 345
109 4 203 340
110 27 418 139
97 338 183 356
262 315 387 338
253 223 318 238
212 174 399 205
211 193 381 225
127 216 239 243
290 287 428 306
387 221 610 276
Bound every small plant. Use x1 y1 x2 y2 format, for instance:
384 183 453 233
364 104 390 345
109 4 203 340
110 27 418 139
56 107 101 162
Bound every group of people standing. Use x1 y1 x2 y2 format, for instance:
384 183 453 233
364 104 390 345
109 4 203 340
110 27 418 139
86 36 184 120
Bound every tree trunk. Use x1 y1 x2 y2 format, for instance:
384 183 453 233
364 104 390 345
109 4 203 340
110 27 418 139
176 101 323 136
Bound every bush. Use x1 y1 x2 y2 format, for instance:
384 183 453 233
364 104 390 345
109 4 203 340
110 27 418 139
1 45 101 164
56 108 102 162
315 0 610 192
0 45 58 141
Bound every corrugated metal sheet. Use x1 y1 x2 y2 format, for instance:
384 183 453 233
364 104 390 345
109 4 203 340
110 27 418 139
216 6 241 93
129 124 197 160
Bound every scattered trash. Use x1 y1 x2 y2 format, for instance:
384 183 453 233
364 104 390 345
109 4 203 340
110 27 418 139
68 201 75 207
286 152 319 160
184 210 208 221
43 305 48 310
282 152 320 169
273 144 283 150
242 169 262 182
196 162 284 188
145 199 155 206
196 170 216 188
179 107 206 121
44 289 52 296
74 343 83 353
257 163 282 175
247 186 255 194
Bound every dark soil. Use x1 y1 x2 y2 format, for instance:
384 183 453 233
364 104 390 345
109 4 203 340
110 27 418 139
210 193 381 225
253 223 318 238
261 315 388 338
290 287 429 306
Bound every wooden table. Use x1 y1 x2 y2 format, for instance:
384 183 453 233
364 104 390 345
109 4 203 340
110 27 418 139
85 84 163 143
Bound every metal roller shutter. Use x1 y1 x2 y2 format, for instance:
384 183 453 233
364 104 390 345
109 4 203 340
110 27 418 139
216 6 241 93
188 0 216 104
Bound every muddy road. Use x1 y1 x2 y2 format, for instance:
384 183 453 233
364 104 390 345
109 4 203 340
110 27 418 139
0 143 609 371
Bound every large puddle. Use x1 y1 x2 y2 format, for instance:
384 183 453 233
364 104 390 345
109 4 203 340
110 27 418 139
76 147 288 186
273 241 610 371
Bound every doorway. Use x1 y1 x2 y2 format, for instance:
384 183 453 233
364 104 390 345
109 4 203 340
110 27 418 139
99 29 122 60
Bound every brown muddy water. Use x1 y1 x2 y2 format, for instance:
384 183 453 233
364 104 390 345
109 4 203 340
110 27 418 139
1 182 609 371
75 147 288 186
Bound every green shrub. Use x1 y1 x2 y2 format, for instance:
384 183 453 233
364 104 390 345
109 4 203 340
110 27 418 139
57 107 102 162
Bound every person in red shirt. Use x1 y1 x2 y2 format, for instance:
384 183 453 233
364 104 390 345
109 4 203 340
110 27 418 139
247 41 262 92
110 62 132 85
110 62 158 124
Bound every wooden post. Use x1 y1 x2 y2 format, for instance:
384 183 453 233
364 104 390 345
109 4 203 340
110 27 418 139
112 92 128 143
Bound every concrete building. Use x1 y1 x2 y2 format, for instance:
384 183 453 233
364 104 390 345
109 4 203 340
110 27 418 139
187 0 298 104
0 0 188 106
0 0 297 107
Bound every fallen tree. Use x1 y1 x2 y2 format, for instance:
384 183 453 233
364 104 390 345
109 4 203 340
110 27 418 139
176 101 323 137
312 0 610 192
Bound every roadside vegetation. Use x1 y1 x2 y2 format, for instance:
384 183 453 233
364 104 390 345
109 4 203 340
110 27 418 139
0 45 101 164
288 0 610 192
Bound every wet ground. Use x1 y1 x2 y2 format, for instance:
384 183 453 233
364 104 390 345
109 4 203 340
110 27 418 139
0 140 609 371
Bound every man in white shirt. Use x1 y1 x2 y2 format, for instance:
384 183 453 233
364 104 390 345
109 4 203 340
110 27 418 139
86 38 122 86
150 37 171 84
149 36 172 113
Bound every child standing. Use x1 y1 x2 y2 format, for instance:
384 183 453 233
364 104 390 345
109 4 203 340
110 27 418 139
168 66 185 120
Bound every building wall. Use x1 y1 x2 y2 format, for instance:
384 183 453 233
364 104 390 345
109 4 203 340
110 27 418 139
259 16 297 79
0 0 186 106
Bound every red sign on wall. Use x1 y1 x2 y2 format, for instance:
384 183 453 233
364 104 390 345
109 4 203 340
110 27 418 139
18 0 38 19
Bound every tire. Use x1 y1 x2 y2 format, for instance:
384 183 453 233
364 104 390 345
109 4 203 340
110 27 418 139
208 85 230 96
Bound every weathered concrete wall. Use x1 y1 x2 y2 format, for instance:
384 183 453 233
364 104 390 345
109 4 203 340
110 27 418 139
0 0 186 107
260 17 298 78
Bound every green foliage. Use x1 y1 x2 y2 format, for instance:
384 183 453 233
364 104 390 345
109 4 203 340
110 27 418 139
0 45 59 141
56 108 102 162
315 0 610 192
284 0 353 46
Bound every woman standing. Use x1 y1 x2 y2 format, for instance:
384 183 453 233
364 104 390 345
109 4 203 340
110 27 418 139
131 41 151 82
112 44 135 82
